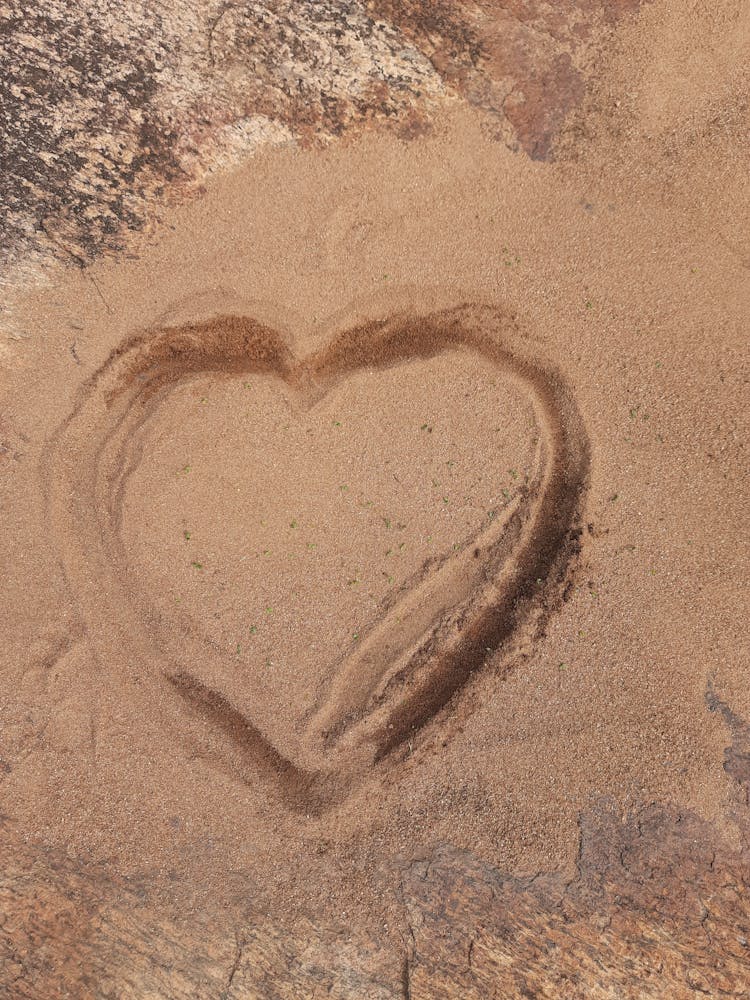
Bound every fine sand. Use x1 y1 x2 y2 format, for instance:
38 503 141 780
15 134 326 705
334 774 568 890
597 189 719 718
1 0 748 959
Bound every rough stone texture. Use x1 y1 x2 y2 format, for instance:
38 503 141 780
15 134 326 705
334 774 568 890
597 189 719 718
1 1 182 266
401 806 750 999
2 792 748 998
0 0 644 268
0 0 445 269
369 1 645 159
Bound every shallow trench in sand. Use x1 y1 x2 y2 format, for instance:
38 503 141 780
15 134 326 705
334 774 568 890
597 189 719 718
44 307 589 812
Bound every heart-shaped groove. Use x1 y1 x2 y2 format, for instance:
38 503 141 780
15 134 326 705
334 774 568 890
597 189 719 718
43 305 590 815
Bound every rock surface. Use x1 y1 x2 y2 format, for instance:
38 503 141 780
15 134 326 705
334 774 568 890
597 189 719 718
1 0 642 267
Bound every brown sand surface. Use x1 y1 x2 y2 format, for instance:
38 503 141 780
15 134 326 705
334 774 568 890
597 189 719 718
1 0 749 995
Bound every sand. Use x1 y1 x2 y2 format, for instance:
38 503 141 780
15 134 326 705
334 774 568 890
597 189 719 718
1 0 748 980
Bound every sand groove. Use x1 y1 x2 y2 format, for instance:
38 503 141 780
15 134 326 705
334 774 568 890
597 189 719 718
43 305 590 811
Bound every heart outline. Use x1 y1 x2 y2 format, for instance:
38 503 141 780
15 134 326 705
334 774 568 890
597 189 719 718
44 305 590 813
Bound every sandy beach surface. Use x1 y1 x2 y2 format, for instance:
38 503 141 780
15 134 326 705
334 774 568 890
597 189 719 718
1 1 748 996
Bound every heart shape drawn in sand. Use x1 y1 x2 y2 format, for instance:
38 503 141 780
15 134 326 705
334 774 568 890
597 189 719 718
44 305 589 813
